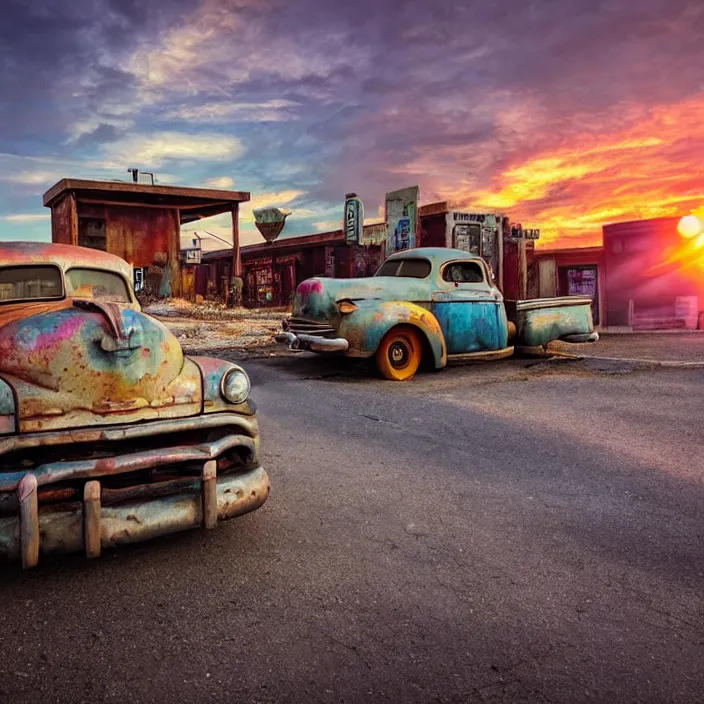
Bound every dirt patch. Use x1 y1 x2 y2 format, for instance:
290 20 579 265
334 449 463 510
143 298 289 322
143 299 289 353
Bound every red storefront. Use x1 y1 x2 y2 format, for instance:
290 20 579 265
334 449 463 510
243 253 299 307
235 225 387 307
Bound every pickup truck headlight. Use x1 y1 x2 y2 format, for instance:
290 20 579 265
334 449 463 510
220 367 250 404
337 299 358 314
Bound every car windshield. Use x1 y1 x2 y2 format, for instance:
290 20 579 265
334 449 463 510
0 265 64 303
66 268 131 303
375 258 431 278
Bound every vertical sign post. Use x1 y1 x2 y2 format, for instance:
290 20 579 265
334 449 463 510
385 186 419 254
344 193 364 246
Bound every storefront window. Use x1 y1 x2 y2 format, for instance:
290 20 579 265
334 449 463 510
453 224 480 255
566 266 599 325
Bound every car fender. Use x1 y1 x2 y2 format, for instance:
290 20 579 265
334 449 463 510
337 300 447 369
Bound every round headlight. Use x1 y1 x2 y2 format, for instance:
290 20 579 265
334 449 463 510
220 367 250 404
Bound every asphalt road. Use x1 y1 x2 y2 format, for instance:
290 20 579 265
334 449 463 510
550 331 704 363
1 354 702 703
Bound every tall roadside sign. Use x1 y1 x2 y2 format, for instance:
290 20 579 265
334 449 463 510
344 193 364 245
385 186 419 254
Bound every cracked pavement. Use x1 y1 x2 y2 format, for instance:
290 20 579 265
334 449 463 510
0 354 702 703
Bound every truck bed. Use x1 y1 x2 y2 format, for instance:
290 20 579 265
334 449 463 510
504 296 598 348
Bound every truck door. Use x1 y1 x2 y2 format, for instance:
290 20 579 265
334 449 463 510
430 260 506 354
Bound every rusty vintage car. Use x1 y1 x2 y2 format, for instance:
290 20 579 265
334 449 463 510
276 247 598 381
0 242 269 569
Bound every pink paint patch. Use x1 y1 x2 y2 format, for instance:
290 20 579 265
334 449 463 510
0 415 14 434
297 279 323 298
31 315 84 350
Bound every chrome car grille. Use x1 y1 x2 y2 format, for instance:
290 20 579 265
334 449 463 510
285 317 337 338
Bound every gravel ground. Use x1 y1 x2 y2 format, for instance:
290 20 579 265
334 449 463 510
143 299 288 354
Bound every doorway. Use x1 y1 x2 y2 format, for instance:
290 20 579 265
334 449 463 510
563 266 599 326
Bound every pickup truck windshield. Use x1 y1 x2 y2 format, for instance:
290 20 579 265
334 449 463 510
66 268 131 303
0 265 63 303
376 258 431 278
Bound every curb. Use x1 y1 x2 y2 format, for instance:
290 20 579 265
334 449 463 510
598 330 704 336
565 354 704 369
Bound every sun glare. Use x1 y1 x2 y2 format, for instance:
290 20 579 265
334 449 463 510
677 215 703 239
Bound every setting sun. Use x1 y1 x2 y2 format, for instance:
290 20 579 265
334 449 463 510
678 215 703 239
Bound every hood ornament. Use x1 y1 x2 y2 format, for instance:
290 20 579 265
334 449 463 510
73 300 142 352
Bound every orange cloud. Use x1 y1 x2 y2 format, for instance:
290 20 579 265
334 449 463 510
434 94 704 249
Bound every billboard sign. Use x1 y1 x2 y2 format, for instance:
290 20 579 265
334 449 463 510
344 193 364 245
386 186 419 254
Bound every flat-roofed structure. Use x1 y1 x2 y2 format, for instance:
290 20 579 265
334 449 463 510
43 178 250 298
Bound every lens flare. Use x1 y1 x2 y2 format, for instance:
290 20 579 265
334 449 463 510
677 215 703 238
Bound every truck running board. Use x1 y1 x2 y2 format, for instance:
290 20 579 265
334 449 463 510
446 347 515 363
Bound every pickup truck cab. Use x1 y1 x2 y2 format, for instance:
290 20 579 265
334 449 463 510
276 247 598 381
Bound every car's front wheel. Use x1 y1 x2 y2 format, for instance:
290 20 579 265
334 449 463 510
375 326 422 381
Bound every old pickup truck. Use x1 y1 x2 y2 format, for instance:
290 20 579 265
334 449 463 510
276 247 598 380
0 242 269 569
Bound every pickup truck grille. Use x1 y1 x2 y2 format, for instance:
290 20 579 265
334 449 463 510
285 317 337 338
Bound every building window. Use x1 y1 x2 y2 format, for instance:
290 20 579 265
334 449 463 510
78 218 107 251
565 266 599 326
453 224 481 255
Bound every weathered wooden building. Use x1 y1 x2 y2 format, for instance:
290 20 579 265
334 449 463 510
198 226 386 307
192 202 524 307
43 178 250 298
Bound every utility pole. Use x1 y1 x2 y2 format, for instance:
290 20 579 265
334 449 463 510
231 203 242 307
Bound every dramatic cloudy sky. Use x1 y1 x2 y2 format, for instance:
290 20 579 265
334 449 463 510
1 0 703 248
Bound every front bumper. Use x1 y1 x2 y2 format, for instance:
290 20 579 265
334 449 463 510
275 331 349 354
0 414 270 569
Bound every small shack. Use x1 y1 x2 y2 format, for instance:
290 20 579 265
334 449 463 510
43 178 250 298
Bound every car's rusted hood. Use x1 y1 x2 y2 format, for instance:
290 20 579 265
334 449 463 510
0 301 202 433
293 276 432 321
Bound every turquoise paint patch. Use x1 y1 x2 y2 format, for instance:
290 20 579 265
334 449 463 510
78 311 170 384
432 301 503 354
519 305 594 347
202 366 224 401
0 377 14 416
